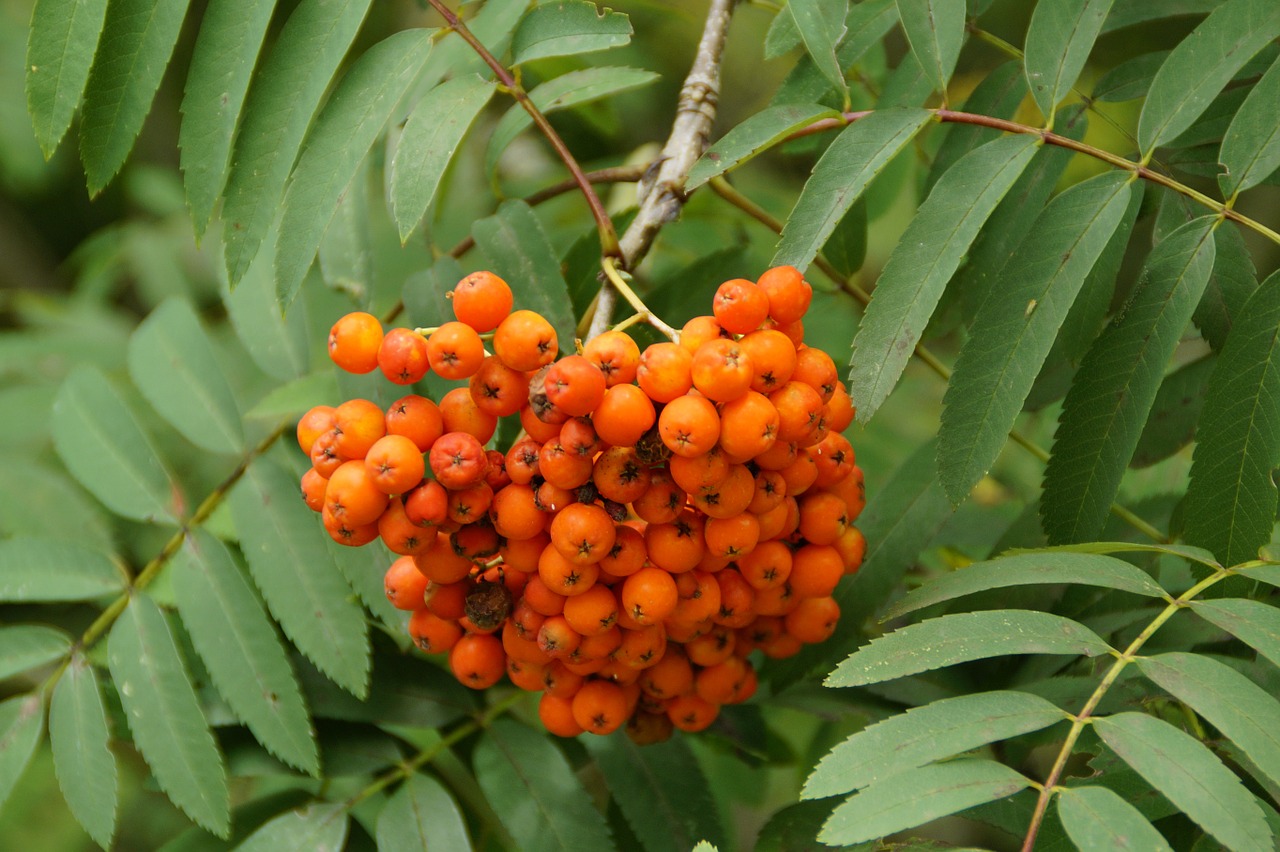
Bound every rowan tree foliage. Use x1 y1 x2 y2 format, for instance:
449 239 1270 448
2 0 1280 849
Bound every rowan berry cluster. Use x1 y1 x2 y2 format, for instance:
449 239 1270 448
296 267 865 743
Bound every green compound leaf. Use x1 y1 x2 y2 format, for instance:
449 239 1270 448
849 134 1039 422
926 60 1027 192
52 364 181 524
390 74 496 243
178 0 276 236
108 593 230 837
1191 598 1280 670
1041 216 1217 544
884 551 1166 620
1137 0 1280 155
50 656 119 848
1057 786 1173 852
804 691 1065 799
1094 712 1273 851
474 719 616 852
687 102 840 190
229 458 370 699
375 773 470 852
1184 271 1280 566
78 0 191 194
938 171 1132 505
826 610 1112 688
1132 355 1214 468
820 759 1031 845
220 0 372 286
128 297 245 455
1219 52 1280 196
895 0 966 99
510 1 632 65
773 108 931 272
0 626 72 680
274 29 433 305
0 537 124 602
24 0 109 157
236 802 348 852
0 694 44 815
789 0 849 97
1023 0 1115 120
172 530 318 776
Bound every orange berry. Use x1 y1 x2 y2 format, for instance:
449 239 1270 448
789 544 844 598
469 355 527 418
377 327 431 384
328 312 383 374
592 384 656 447
449 633 506 689
633 470 684 524
551 503 617 566
658 394 720 458
798 492 848 545
404 479 448 527
538 439 594 490
563 584 620 636
386 395 444 453
644 510 706 573
377 499 434 555
572 679 628 735
333 399 387 459
428 431 488 489
539 693 585 737
826 381 856 432
384 556 429 610
490 483 547 540
786 596 840 644
300 468 328 512
311 429 341 478
593 447 651 504
690 338 753 403
544 355 607 417
427 322 486 380
408 608 462 654
667 694 719 732
538 544 600 596
364 434 425 495
834 525 866 574
712 278 769 335
621 566 678 625
599 525 647 578
679 315 728 353
737 540 792 590
637 342 693 403
450 271 513 332
738 329 797 393
494 310 558 371
703 513 760 560
297 405 336 455
412 535 474 583
718 391 780 462
757 265 812 324
325 459 390 526
583 330 641 387
793 346 839 402
640 647 694 698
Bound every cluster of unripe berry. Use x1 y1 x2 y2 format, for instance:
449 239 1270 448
295 267 865 743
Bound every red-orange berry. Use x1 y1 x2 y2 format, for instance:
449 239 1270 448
450 271 513 332
377 327 431 384
329 312 383 374
756 265 812 324
712 278 769 335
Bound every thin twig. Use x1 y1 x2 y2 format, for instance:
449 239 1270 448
601 257 678 340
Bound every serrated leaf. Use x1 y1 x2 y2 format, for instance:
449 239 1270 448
274 29 433 304
1195 223 1258 353
0 626 72 679
826 610 1112 688
52 364 180 524
390 74 495 242
316 162 372 299
925 61 1026 192
220 0 372 286
850 134 1039 421
0 694 44 814
1184 271 1280 566
771 0 896 108
1094 712 1272 851
1137 0 1280 155
511 1 632 65
885 552 1166 620
24 0 109 156
687 102 840 190
474 719 616 852
128 297 245 455
895 0 966 99
1237 563 1280 589
245 371 339 421
1138 652 1280 791
236 802 347 851
375 772 469 851
173 530 317 776
77 0 190 193
1220 53 1280 196
820 759 1031 845
1024 0 1115 120
50 656 118 848
108 593 229 837
773 108 931 272
178 0 276 235
939 171 1133 505
1005 540 1222 568
1042 216 1216 543
0 537 123 601
1092 50 1167 103
229 458 370 698
584 735 726 852
1132 355 1214 467
804 691 1065 799
1191 599 1280 670
0 460 113 551
299 653 476 730
472 200 577 352
822 196 866 278
789 0 849 96
485 66 658 174
222 242 311 382
1057 786 1173 852
1102 0 1220 34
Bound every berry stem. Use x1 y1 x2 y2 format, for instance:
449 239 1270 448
601 256 679 341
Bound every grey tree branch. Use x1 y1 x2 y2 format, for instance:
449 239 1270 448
585 0 738 340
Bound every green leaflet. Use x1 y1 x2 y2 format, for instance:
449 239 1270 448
1195 224 1258 353
1131 355 1214 467
825 610 1112 688
78 0 191 194
390 74 496 242
375 773 470 851
1191 598 1280 670
172 530 318 776
52 364 181 524
1094 712 1273 851
50 656 118 848
1092 50 1168 103
938 170 1132 505
1102 0 1221 34
1184 271 1280 566
1004 540 1221 567
510 1 632 65
0 625 72 679
1057 786 1173 851
1137 0 1280 155
24 0 109 157
220 0 372 286
686 102 840 190
0 694 44 814
245 371 339 421
895 0 965 99
925 61 1026 192
820 759 1031 845
1220 52 1280 196
275 29 433 304
128 297 245 455
222 240 311 382
788 0 850 97
771 0 897 107
1023 0 1115 121
804 691 1064 798
236 802 348 851
178 0 276 235
0 536 123 602
108 593 230 837
1041 216 1217 544
849 134 1039 422
772 108 931 272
